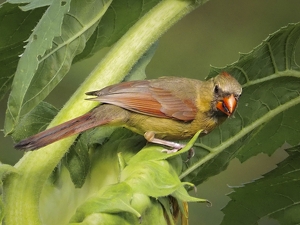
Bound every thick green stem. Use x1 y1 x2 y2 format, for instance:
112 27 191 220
4 1 206 224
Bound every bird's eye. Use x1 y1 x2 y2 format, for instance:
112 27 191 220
214 85 219 94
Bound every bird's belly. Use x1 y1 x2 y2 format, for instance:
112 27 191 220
125 113 218 140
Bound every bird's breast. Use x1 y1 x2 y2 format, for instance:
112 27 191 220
189 111 219 135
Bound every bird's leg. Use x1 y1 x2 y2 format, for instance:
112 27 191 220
144 131 195 161
144 131 185 153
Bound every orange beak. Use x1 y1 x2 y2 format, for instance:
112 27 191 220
216 94 237 116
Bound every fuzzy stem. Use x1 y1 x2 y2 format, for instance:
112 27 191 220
4 1 206 224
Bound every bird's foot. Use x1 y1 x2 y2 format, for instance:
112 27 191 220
144 131 186 154
144 131 185 152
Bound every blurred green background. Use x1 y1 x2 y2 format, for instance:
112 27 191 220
1 0 300 224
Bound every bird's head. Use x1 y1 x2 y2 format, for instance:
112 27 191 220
212 72 242 117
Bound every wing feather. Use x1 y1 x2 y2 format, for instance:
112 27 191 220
86 79 198 121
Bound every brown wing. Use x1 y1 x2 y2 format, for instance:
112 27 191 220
86 79 198 121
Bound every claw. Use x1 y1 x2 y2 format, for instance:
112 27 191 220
185 148 195 162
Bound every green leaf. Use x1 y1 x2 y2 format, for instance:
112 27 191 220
236 103 300 161
4 0 112 134
122 160 181 197
70 183 141 223
221 146 300 225
172 184 208 204
181 22 300 185
70 196 167 225
0 3 45 99
91 128 145 165
122 131 205 201
7 0 53 11
64 133 90 189
11 101 58 142
4 0 71 134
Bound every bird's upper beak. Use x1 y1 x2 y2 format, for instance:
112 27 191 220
216 94 237 117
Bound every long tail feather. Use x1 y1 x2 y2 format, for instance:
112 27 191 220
14 112 107 150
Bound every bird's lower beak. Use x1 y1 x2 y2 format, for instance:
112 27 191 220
216 94 237 116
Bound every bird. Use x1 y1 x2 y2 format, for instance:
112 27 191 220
14 72 242 151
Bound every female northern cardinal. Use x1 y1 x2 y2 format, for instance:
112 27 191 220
15 72 242 151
